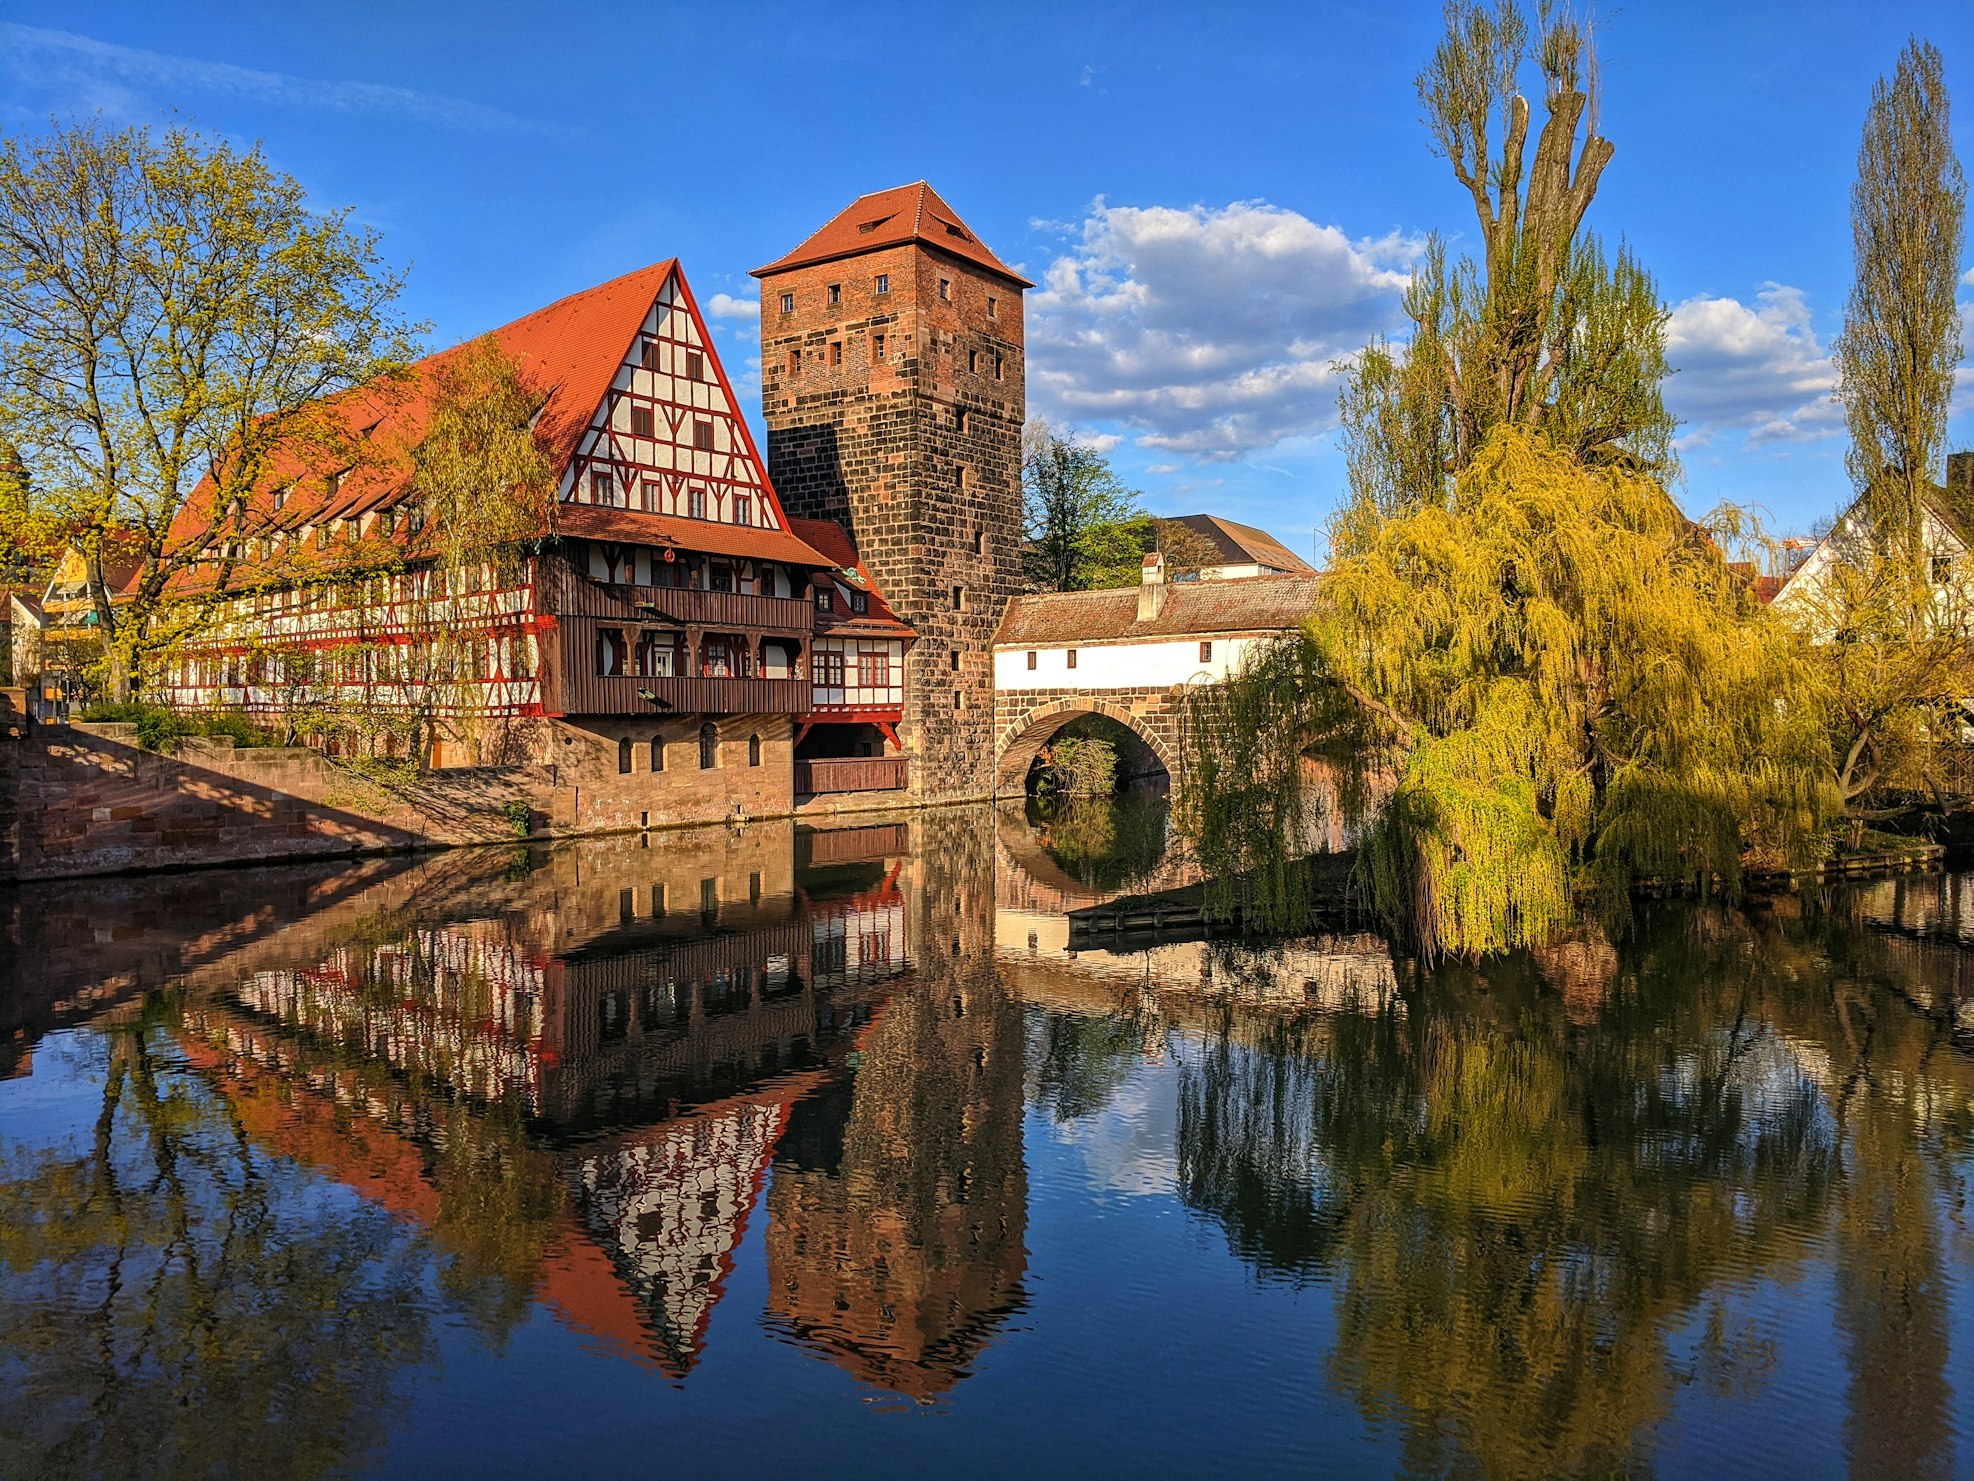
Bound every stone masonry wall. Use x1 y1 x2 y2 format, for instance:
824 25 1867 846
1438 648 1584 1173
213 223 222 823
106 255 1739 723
760 236 1025 806
991 685 1185 794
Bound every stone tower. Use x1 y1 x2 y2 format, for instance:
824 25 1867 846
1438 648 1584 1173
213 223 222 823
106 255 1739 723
753 183 1028 803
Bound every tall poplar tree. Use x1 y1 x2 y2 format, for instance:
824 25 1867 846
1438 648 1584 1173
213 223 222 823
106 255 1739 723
1832 39 1966 564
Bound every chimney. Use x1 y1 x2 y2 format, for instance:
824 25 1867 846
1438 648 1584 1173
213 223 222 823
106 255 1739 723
1138 550 1167 622
1948 451 1974 501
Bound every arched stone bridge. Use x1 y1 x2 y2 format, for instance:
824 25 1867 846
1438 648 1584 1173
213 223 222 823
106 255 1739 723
989 572 1320 796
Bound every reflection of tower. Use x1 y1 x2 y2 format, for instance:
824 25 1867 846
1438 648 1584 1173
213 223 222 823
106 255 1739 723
764 807 1026 1396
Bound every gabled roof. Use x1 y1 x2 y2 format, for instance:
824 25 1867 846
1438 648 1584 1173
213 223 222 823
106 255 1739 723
789 517 916 641
751 182 1033 288
995 574 1321 647
1171 514 1315 575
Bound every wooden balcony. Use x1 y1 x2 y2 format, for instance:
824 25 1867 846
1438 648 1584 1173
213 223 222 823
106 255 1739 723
795 757 910 795
621 586 814 634
556 669 810 717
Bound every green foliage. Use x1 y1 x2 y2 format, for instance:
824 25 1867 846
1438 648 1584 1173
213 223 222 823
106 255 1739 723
1187 429 1839 957
1035 730 1119 796
409 335 557 576
80 699 280 752
499 798 535 836
1021 425 1144 591
0 120 418 697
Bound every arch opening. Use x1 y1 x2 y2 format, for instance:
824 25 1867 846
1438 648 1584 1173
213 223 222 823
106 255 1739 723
995 702 1173 798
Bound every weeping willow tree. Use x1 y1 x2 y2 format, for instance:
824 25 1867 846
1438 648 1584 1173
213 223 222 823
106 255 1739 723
1190 431 1836 957
1180 1 1839 956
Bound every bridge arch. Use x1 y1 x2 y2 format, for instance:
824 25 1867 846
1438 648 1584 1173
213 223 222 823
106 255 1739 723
992 696 1181 796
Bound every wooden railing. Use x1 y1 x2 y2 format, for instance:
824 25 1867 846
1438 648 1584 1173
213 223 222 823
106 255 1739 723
557 669 810 716
542 558 812 632
795 757 910 795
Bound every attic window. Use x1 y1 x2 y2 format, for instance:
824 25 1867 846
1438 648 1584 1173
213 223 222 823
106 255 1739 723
360 420 382 439
326 467 350 497
693 419 714 451
641 340 661 372
685 350 703 380
849 591 868 615
945 222 971 242
629 405 654 438
858 219 883 235
273 488 288 510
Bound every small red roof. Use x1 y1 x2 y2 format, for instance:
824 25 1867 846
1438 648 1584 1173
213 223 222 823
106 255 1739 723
752 182 1033 288
788 517 915 641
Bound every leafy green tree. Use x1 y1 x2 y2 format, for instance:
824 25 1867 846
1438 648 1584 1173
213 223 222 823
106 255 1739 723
1833 39 1966 564
1336 0 1675 542
0 121 418 699
1021 424 1145 591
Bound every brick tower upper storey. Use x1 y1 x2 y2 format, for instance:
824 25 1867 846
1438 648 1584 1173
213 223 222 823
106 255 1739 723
752 183 1030 801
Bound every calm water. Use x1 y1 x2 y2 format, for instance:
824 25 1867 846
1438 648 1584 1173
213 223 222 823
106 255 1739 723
3 800 1972 1480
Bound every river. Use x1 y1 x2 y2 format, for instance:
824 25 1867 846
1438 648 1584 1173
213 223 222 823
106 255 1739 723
2 797 1971 1479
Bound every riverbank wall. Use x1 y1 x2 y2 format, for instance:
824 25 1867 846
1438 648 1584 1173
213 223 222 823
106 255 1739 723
0 691 962 883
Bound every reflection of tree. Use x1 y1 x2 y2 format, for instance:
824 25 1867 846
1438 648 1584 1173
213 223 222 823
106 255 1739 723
1028 1003 1156 1125
0 999 432 1479
1167 902 1974 1478
1025 792 1170 894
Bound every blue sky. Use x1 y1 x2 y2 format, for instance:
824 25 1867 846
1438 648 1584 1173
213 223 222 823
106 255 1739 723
3 0 1970 554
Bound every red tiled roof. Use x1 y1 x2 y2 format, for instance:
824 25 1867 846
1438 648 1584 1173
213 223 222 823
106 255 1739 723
751 182 1033 288
995 574 1321 646
789 517 916 640
166 259 683 555
559 506 835 569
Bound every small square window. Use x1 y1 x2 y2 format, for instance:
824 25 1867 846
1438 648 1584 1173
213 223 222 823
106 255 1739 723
1066 648 1078 669
938 278 950 301
779 292 794 313
875 273 890 295
693 419 714 451
641 340 660 372
828 283 841 306
629 405 654 438
830 341 842 366
872 332 886 360
1026 650 1037 670
1199 640 1213 662
814 586 833 611
685 350 703 379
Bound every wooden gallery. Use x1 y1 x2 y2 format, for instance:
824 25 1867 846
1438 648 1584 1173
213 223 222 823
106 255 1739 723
154 183 1030 828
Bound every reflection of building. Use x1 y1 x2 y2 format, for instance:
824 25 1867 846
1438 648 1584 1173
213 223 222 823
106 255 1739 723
764 810 1028 1398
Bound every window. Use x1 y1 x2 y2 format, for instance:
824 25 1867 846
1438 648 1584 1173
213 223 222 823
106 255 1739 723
597 627 628 675
326 467 349 497
954 689 964 710
988 295 998 319
641 339 660 372
950 649 961 671
650 734 665 772
952 585 964 610
816 651 845 687
872 332 885 360
618 737 633 774
830 341 842 366
857 650 889 688
874 273 890 295
629 405 654 438
699 722 719 769
685 350 703 380
733 493 752 527
814 585 834 611
779 292 794 313
273 487 288 510
748 733 762 767
828 283 841 306
709 562 734 593
938 278 950 301
849 591 868 615
693 419 713 450
642 479 660 512
974 528 986 555
1200 640 1214 662
994 354 1004 380
967 349 978 374
1026 650 1037 670
955 407 968 432
688 487 707 519
787 348 800 374
591 471 614 504
1066 648 1078 669
955 465 966 490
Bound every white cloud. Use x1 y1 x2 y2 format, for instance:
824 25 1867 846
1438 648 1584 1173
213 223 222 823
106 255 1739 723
1664 284 1841 448
0 23 564 137
1078 431 1123 453
706 291 757 321
1026 199 1420 462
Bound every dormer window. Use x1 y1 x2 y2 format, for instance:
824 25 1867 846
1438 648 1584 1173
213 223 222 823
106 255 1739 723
814 586 833 611
849 591 868 615
272 488 288 510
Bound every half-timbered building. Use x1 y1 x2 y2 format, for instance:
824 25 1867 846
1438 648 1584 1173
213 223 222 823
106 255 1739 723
155 258 915 825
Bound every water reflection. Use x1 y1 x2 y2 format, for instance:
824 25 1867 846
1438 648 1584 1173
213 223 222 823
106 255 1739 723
1 803 1971 1477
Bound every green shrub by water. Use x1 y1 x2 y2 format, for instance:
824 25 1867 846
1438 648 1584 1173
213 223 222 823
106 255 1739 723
80 702 281 753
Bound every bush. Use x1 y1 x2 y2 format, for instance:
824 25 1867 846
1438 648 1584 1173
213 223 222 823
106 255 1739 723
79 701 279 753
499 798 534 836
